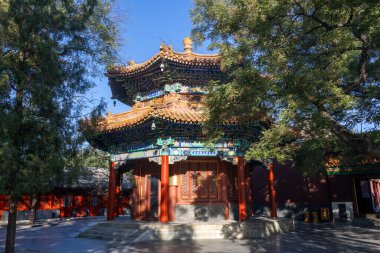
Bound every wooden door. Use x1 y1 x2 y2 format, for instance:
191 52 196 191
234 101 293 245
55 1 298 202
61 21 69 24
146 175 160 220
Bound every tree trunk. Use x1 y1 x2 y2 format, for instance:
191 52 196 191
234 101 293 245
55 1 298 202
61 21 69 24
29 193 39 224
5 193 18 253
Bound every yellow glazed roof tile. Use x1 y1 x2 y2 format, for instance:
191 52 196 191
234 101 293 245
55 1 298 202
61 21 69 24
107 43 221 77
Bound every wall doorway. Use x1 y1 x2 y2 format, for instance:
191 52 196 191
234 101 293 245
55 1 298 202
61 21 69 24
146 175 160 220
354 178 380 214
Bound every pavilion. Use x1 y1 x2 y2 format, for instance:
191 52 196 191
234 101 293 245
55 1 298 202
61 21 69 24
89 38 277 223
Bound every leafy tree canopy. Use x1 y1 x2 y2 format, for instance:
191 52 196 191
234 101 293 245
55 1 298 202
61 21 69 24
0 0 117 196
0 0 118 251
192 0 380 173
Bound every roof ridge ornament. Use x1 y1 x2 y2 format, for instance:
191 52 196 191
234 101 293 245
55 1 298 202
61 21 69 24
160 42 166 51
168 45 173 53
183 37 192 53
127 59 135 66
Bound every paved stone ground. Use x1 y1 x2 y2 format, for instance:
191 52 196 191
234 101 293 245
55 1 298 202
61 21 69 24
0 218 379 253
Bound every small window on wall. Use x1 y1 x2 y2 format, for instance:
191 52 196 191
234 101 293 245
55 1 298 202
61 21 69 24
74 196 83 206
83 196 88 206
360 180 370 198
52 196 60 208
64 196 71 207
91 197 98 207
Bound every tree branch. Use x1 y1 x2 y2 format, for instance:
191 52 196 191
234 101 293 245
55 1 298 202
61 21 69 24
294 0 354 31
311 100 380 158
340 34 369 93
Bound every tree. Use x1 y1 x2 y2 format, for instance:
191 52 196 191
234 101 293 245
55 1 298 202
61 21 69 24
67 146 133 195
192 0 380 173
64 146 110 195
27 146 110 224
0 0 117 252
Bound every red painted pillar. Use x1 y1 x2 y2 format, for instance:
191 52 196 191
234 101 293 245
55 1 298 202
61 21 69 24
377 182 380 206
160 155 169 223
220 161 229 220
237 156 247 221
107 161 116 220
169 184 177 222
246 169 253 217
115 172 122 216
268 162 278 219
132 175 139 219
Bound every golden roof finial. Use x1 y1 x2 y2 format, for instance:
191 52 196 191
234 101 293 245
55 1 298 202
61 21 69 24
160 43 166 51
168 45 173 53
183 37 192 53
127 59 135 66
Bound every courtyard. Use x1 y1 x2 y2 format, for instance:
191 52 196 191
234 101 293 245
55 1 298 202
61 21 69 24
1 1 380 253
0 218 379 253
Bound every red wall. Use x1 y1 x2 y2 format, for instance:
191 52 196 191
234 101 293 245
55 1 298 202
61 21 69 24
328 175 353 202
251 162 330 212
0 193 131 221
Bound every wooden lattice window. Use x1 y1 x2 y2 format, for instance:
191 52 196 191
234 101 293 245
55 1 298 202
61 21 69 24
91 197 98 207
64 196 71 207
180 161 218 201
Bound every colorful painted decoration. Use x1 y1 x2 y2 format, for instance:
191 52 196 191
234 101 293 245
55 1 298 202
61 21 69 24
118 142 156 153
132 83 208 102
111 137 244 164
148 155 188 165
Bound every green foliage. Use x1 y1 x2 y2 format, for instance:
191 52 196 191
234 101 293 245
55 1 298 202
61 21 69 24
192 0 380 172
68 146 110 170
0 0 118 197
64 146 110 195
246 123 296 164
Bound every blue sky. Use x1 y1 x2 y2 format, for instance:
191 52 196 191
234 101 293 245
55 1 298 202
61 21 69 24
88 0 212 115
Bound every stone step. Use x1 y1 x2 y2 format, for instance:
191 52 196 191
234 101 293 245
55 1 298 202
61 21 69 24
353 217 380 227
91 225 141 231
81 229 138 237
79 227 144 241
79 233 134 240
79 218 295 242
85 229 138 234
92 222 141 229
86 226 139 231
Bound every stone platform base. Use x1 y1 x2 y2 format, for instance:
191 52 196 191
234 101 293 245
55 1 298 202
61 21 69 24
79 217 294 242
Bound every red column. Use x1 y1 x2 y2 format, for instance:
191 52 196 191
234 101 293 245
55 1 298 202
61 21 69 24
107 161 116 220
132 175 139 219
377 182 380 206
220 161 229 220
160 155 169 223
237 156 247 221
132 162 140 220
246 169 253 217
115 171 121 216
268 162 278 219
169 184 177 221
